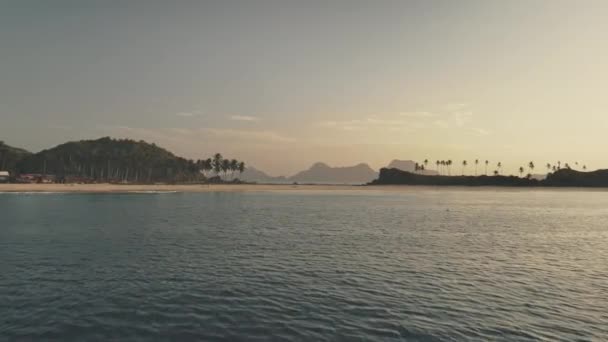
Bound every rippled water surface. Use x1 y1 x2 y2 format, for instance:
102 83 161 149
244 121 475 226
1 189 607 341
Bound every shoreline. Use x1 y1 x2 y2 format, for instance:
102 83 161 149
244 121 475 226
0 183 364 193
1 183 608 193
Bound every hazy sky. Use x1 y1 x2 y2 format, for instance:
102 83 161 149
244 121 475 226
2 0 608 175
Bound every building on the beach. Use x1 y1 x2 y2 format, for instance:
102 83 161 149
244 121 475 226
17 174 57 184
0 171 9 183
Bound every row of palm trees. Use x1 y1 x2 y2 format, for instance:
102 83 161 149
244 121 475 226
414 159 587 178
197 153 246 180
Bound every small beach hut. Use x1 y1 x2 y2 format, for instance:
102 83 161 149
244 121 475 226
0 171 9 183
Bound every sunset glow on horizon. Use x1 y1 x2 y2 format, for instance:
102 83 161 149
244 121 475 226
2 1 608 176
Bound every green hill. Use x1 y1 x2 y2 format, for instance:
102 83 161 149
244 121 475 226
16 137 201 183
0 141 32 175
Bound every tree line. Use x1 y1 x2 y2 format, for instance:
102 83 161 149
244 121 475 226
7 137 247 184
413 158 587 178
196 153 246 180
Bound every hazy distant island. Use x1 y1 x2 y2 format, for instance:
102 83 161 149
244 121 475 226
1 137 607 188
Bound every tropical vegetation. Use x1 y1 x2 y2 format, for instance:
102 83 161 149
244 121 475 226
7 137 246 184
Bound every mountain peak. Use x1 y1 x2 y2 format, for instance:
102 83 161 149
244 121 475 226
310 162 331 169
290 162 378 184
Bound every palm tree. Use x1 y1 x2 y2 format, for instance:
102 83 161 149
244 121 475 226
497 162 502 175
528 161 535 175
493 170 499 176
221 159 231 179
238 161 246 178
519 166 524 177
583 165 587 171
462 160 467 175
205 158 213 176
212 153 223 177
447 160 452 175
474 159 479 176
424 159 429 171
436 160 440 175
557 161 561 169
485 160 489 175
546 163 551 174
230 159 239 179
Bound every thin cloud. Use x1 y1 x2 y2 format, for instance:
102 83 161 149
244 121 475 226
443 102 468 111
399 111 435 118
318 117 416 131
175 110 202 117
204 128 294 142
471 128 490 136
452 111 473 127
231 115 260 122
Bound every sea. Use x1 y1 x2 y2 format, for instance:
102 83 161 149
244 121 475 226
1 188 607 341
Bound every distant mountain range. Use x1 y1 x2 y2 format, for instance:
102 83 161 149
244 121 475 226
240 159 440 184
239 166 289 184
289 162 377 184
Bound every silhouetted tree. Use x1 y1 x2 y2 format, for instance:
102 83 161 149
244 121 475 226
462 160 467 175
528 161 535 175
238 161 246 178
213 153 223 176
230 159 238 179
485 160 489 175
221 159 231 179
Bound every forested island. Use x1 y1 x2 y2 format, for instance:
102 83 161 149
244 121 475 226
370 167 608 188
0 138 245 184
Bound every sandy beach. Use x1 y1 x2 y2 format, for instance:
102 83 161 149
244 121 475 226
0 183 372 193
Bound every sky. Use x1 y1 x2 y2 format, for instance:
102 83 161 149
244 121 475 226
2 0 608 176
